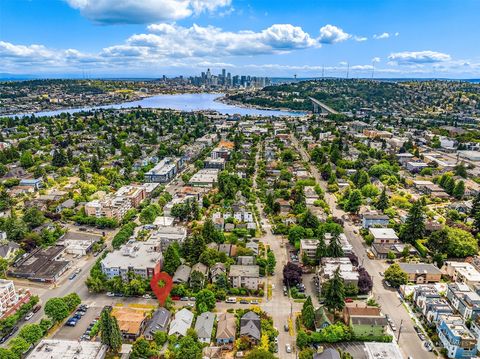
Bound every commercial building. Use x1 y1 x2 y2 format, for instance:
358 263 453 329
9 245 69 283
27 340 107 359
188 169 219 187
229 265 260 290
101 239 163 281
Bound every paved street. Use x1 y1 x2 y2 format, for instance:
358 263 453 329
292 136 435 359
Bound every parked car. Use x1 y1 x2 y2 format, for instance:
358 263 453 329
189 297 196 301
180 297 189 301
239 299 248 304
250 299 259 304
142 294 152 299
32 304 41 313
284 324 289 332
24 312 34 321
285 344 292 353
106 292 115 297
345 298 353 303
225 297 237 303
68 273 77 280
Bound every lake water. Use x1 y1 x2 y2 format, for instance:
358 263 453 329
6 93 305 118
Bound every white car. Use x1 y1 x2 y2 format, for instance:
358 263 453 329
106 292 115 297
24 312 34 321
285 344 292 353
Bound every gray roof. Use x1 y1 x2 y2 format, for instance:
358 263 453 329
229 265 259 278
399 263 442 275
145 308 171 336
173 264 191 283
194 312 216 340
0 241 19 258
216 312 236 340
240 311 261 340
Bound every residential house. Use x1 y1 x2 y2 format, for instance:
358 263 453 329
216 312 236 347
399 263 442 284
0 240 19 261
173 265 192 284
447 283 480 320
210 263 227 284
168 308 194 337
317 258 359 294
314 307 332 332
111 307 149 341
194 312 216 343
300 239 318 261
240 311 261 344
343 304 388 338
369 228 399 244
144 308 171 341
361 213 390 229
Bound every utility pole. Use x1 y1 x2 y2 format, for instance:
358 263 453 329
397 319 404 341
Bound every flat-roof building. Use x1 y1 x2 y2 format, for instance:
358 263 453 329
27 340 107 359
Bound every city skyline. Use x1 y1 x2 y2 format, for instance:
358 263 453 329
1 0 480 78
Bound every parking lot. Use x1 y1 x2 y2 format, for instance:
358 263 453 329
53 306 103 341
323 342 367 359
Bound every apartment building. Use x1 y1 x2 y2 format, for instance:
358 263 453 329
144 157 184 183
228 265 260 290
0 280 18 316
101 239 163 281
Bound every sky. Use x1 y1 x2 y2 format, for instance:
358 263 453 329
1 0 480 78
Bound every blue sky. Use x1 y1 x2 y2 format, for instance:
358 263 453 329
1 0 479 78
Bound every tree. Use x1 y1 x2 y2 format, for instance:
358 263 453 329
0 348 16 359
299 348 315 359
453 180 465 199
296 330 310 349
345 189 362 214
44 297 69 322
266 251 276 275
376 187 389 212
301 296 315 330
245 349 276 359
8 337 30 357
444 226 478 258
20 151 34 168
100 309 122 352
455 163 467 178
386 251 396 261
176 334 203 359
163 244 181 276
357 267 373 295
62 293 81 312
323 267 345 314
195 289 216 314
283 262 302 287
315 236 327 263
472 193 480 233
52 149 67 167
18 324 43 345
0 258 9 278
153 331 168 346
327 233 344 257
130 338 158 359
384 263 408 288
400 200 425 244
300 209 319 229
444 176 455 195
189 270 205 292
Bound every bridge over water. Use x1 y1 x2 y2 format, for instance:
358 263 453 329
309 97 338 115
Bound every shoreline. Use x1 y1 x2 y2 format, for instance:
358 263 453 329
215 95 309 115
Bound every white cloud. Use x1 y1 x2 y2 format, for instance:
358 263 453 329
372 57 381 63
118 23 317 59
318 25 351 44
353 36 368 42
373 32 390 40
388 51 451 64
65 0 232 24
